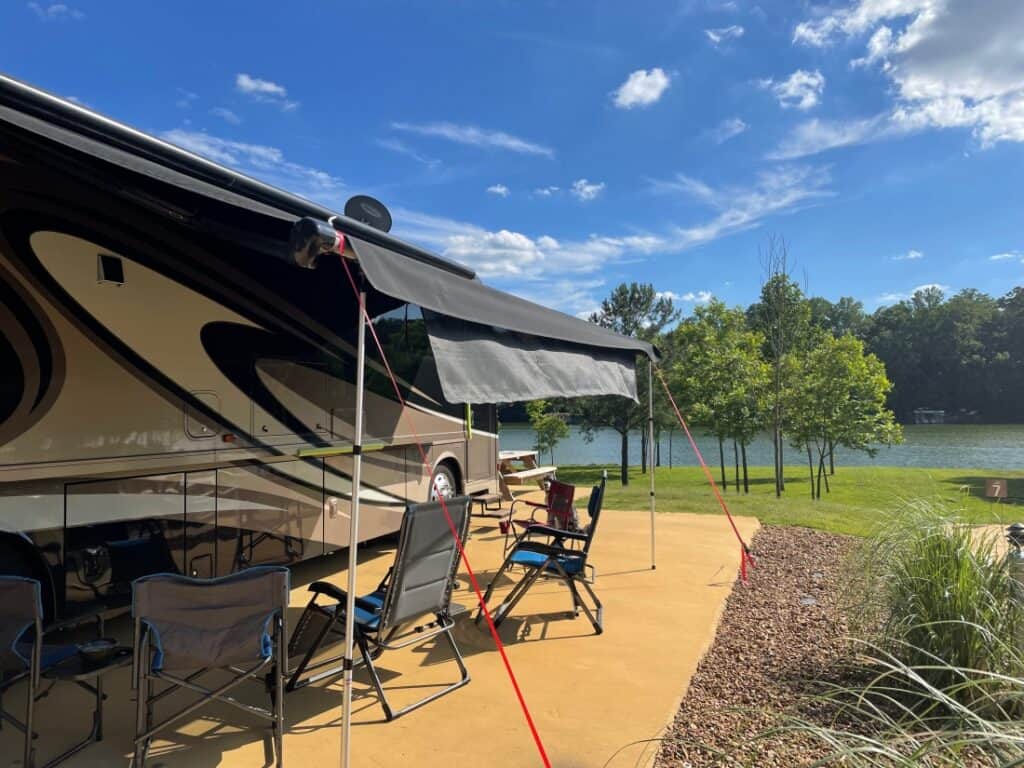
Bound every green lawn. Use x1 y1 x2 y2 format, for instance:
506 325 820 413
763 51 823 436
555 464 1024 537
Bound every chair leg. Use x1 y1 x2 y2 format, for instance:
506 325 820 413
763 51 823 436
24 650 37 768
477 549 519 624
134 635 150 768
356 631 393 722
571 576 603 635
274 616 285 768
493 564 547 627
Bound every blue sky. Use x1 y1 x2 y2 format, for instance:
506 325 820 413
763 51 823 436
3 1 1023 317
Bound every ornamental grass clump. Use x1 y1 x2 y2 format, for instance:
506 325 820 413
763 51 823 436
857 500 1024 712
781 502 1024 766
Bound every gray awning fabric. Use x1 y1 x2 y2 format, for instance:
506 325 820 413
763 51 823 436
349 236 656 359
423 311 638 403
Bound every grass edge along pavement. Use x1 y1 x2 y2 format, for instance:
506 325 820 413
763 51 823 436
556 465 1024 537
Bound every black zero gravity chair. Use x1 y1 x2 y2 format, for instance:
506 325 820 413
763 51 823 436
131 566 290 767
478 475 606 635
286 497 472 721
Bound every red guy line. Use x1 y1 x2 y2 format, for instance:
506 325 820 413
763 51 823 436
654 368 755 583
337 247 552 768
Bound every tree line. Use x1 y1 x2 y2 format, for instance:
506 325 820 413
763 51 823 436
525 240 1024 497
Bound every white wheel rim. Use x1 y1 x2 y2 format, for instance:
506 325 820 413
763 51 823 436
431 471 454 500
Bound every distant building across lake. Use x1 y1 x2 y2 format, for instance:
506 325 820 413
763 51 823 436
913 408 946 424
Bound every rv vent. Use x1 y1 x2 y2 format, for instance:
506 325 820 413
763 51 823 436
97 254 125 286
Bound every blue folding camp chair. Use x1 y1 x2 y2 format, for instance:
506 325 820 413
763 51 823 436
479 474 606 635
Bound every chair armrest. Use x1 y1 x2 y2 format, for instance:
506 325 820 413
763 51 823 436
309 581 383 614
520 524 588 542
308 580 347 602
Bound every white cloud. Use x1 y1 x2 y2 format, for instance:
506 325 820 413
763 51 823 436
160 129 343 205
390 122 553 157
533 186 560 197
28 3 83 21
788 0 1024 152
766 115 891 159
989 251 1022 262
375 138 439 169
650 165 834 248
210 107 241 125
659 290 714 303
893 249 924 260
235 74 299 111
709 117 748 144
175 89 198 109
705 25 745 45
571 179 606 201
486 184 510 197
613 68 672 109
392 209 662 287
760 69 826 110
877 282 950 304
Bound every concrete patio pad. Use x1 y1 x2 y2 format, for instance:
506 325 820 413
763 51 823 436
0 509 758 768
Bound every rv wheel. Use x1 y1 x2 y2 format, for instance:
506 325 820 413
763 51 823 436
429 464 457 501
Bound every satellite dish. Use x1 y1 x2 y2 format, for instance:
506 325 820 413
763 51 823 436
344 195 392 233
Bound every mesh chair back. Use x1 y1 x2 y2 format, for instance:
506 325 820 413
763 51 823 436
379 497 470 631
132 566 290 672
581 478 606 557
545 481 576 530
0 576 41 673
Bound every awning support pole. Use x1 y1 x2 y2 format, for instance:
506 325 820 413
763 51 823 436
341 290 367 768
648 359 656 570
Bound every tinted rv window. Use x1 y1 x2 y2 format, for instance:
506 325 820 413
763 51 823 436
371 304 455 414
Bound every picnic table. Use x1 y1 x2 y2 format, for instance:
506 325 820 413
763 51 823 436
497 449 557 501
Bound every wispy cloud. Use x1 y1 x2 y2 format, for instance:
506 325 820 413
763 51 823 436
766 114 891 160
705 25 744 46
709 117 748 144
760 69 826 110
571 179 606 201
160 129 343 204
892 249 923 261
651 165 834 248
375 137 440 168
877 282 950 305
390 121 553 158
486 184 510 197
613 68 672 109
533 186 560 197
175 89 198 109
990 251 1022 262
210 107 241 125
235 74 299 111
28 3 84 21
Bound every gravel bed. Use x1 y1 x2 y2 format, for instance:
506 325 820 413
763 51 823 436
655 525 857 768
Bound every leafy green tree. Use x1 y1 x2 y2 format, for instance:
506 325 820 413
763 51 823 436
574 283 679 485
666 300 769 494
785 334 902 499
526 399 569 464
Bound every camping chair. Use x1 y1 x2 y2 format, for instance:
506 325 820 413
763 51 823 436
479 475 606 635
131 566 290 767
504 479 577 553
286 497 471 721
0 576 108 768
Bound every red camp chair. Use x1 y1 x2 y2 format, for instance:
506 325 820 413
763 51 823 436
503 480 577 553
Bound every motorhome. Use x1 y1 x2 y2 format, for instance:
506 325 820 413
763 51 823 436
0 76 499 619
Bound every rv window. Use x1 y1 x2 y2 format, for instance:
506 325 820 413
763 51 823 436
371 304 454 412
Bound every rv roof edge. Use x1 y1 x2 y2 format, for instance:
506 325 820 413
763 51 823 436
0 72 476 281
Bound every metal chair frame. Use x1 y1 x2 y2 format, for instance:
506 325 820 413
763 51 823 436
131 570 288 768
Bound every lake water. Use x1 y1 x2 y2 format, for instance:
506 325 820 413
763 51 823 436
498 424 1024 470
